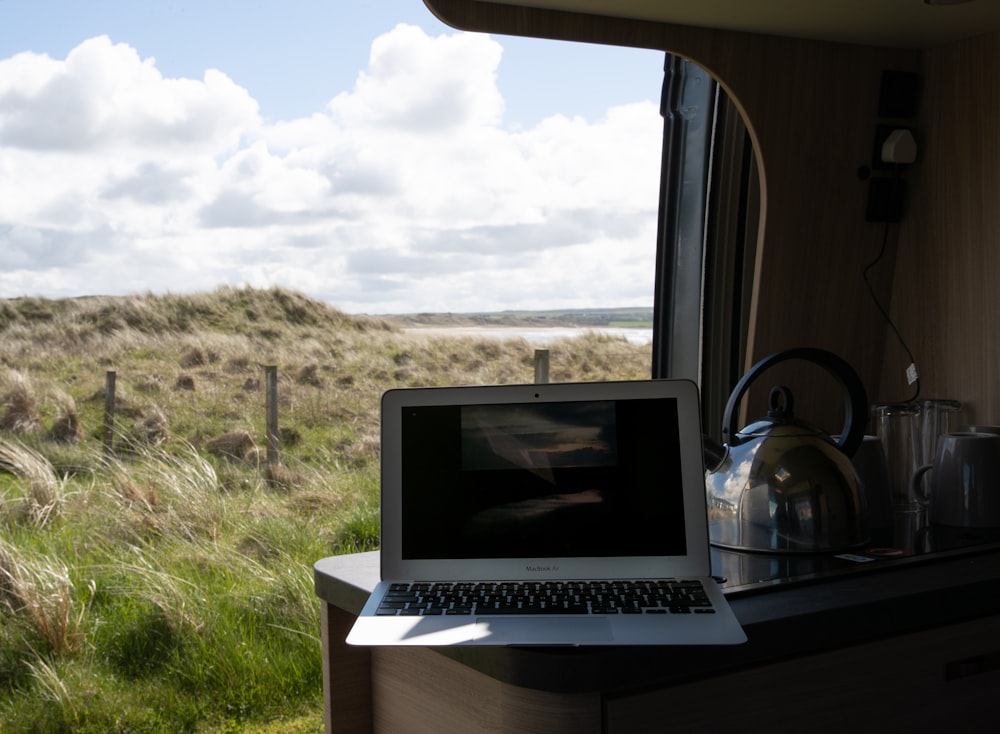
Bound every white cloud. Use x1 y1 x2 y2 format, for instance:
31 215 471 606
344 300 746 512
0 36 259 153
0 25 662 313
330 24 505 132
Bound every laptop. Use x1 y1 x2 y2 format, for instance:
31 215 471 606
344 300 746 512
346 379 746 646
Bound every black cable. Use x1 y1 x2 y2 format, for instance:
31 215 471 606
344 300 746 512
862 166 920 403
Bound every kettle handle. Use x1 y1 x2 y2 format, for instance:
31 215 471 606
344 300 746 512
723 347 868 457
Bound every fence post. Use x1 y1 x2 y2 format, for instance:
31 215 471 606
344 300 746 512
103 370 116 457
534 349 550 384
264 365 279 466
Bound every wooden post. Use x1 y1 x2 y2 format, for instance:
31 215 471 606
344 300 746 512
264 365 279 466
534 349 550 384
103 370 116 457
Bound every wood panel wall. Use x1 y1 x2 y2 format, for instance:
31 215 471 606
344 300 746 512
884 32 1000 426
423 0 986 432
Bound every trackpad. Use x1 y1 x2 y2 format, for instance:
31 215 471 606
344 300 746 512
474 617 613 644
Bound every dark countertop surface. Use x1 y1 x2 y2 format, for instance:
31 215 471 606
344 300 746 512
314 535 1000 694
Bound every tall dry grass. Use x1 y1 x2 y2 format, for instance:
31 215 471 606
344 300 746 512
0 370 41 433
0 286 652 732
0 538 93 657
0 438 65 526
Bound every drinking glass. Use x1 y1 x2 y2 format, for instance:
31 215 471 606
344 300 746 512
873 402 924 517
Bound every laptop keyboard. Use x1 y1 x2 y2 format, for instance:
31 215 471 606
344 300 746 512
375 580 717 616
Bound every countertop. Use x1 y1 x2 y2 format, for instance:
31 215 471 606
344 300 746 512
314 540 1000 694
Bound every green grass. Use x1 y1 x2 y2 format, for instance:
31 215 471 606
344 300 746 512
0 286 651 732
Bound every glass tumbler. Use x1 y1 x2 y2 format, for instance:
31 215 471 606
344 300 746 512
873 402 925 518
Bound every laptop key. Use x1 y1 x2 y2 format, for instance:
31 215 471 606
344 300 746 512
477 605 589 615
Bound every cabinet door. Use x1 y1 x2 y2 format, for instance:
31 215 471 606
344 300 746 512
370 646 601 734
605 615 1000 734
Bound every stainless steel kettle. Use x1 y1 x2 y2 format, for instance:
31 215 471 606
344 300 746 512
705 347 869 553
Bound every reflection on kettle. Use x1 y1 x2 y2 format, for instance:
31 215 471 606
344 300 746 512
705 347 869 553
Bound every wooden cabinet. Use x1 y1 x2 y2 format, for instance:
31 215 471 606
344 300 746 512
321 602 600 734
605 615 1000 734
321 600 1000 733
315 550 1000 734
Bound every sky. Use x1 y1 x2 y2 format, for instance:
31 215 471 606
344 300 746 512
0 0 666 314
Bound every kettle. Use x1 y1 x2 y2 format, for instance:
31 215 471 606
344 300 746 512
705 347 869 553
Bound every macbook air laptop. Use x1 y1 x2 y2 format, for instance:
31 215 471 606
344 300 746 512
346 379 746 646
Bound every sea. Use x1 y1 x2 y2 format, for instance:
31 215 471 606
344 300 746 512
402 326 653 346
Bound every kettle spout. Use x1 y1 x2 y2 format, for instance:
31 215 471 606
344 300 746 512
703 435 728 473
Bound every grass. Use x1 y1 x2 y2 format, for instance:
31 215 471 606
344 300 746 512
0 286 651 732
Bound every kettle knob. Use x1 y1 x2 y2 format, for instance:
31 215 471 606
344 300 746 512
767 385 795 418
723 347 868 457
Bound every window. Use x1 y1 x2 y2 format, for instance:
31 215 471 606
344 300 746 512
652 54 759 439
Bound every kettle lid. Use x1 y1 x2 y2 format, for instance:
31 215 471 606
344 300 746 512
735 384 830 440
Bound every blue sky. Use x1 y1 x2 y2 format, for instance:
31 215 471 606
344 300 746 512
0 0 665 313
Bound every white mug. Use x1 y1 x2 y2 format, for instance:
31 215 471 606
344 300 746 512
913 432 1000 528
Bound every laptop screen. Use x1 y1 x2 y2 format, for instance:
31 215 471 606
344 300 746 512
399 397 687 560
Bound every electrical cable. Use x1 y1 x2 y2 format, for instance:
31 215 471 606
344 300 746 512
862 165 920 403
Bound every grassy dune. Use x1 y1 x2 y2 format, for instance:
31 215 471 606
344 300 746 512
0 287 651 732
